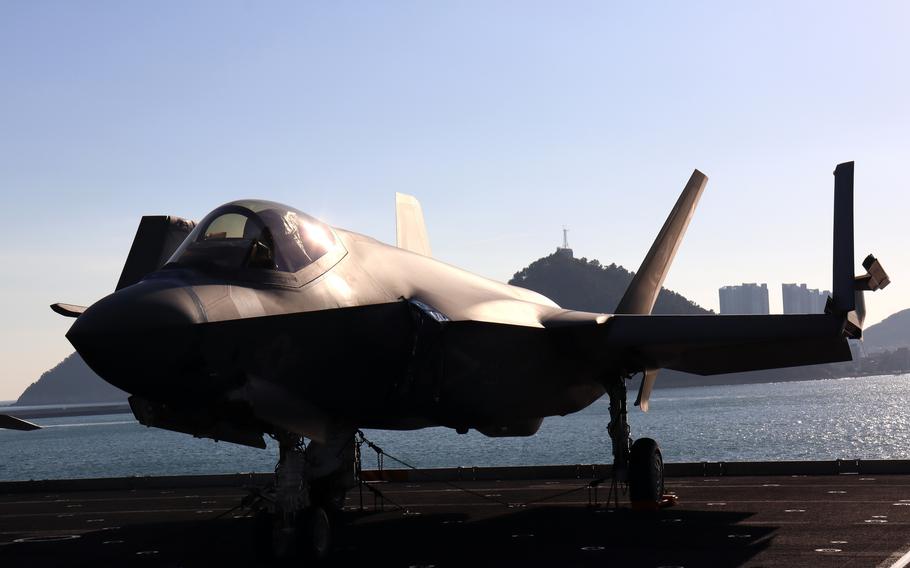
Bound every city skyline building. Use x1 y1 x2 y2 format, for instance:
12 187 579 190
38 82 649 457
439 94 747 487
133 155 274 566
782 283 830 314
718 283 770 315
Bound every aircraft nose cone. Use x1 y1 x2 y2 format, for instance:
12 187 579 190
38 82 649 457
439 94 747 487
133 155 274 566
67 282 205 398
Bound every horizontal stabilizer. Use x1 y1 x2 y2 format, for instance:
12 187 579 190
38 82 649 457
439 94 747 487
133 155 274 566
395 193 432 257
50 303 87 318
0 414 42 431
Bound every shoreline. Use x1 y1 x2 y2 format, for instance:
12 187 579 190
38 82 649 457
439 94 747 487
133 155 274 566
7 371 910 415
5 458 910 489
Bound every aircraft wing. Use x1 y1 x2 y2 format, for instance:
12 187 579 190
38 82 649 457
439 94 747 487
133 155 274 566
600 313 852 376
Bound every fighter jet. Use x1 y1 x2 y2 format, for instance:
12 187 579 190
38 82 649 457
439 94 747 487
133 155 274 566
6 161 889 559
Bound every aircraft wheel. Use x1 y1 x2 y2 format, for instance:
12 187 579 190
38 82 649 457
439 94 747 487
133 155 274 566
300 506 332 561
252 510 296 562
253 507 332 563
629 437 664 506
271 519 300 561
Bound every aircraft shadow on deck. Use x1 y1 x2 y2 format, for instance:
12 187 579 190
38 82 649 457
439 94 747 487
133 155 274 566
3 506 772 568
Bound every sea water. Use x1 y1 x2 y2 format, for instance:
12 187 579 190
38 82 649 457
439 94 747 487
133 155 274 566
2 374 909 481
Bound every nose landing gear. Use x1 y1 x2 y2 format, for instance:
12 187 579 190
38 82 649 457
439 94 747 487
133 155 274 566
605 375 666 509
253 431 355 563
253 435 331 562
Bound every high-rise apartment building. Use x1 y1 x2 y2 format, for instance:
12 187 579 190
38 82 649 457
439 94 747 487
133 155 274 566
718 283 770 314
782 283 830 314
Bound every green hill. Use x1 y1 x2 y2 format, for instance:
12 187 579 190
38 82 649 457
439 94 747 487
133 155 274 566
509 249 712 314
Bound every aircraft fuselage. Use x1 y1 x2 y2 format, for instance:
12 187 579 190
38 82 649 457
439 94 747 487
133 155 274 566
69 224 605 444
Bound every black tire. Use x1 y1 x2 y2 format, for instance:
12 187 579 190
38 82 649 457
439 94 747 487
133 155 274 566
252 510 299 563
272 518 300 562
629 437 664 504
300 506 332 561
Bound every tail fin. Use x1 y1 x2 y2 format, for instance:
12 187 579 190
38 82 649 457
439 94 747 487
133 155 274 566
616 169 708 315
116 216 196 291
829 161 890 337
622 169 707 413
395 193 432 257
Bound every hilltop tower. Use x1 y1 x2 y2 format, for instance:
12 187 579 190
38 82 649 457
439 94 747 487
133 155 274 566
556 226 574 258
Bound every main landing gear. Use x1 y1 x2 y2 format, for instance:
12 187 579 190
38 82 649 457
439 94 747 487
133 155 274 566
253 432 355 563
605 376 665 508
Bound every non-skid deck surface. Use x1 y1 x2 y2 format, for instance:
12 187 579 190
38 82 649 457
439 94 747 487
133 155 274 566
3 474 910 567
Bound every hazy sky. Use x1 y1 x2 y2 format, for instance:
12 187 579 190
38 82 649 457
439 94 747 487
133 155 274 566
1 1 908 400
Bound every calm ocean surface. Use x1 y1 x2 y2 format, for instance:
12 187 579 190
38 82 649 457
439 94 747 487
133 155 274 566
2 374 909 482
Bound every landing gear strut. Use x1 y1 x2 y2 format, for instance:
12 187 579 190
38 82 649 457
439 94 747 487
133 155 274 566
605 376 665 508
257 434 353 561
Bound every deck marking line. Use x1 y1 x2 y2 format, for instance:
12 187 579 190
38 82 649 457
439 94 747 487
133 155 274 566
878 543 910 568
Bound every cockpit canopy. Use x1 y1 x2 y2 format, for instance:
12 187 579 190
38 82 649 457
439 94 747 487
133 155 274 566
168 200 338 274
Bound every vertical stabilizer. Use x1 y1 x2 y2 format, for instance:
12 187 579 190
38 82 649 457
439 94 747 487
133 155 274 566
116 216 196 290
395 193 432 257
616 170 708 315
621 169 707 413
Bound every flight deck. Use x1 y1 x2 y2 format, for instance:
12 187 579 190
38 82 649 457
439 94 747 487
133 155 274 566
4 463 910 567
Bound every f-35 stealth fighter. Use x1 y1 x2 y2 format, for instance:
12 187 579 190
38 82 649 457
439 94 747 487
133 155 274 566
12 162 889 559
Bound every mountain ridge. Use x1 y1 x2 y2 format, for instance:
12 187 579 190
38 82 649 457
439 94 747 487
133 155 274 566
509 251 713 315
15 352 127 406
863 308 910 353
